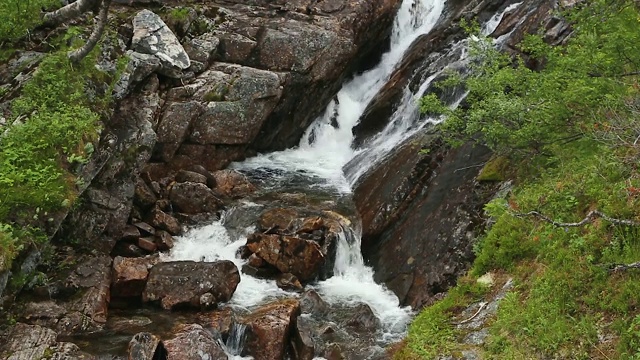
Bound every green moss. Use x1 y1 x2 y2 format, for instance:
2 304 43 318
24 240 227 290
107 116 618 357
477 156 508 182
203 83 229 102
0 0 60 42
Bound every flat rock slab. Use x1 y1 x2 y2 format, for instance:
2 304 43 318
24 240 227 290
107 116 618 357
143 260 240 310
132 9 190 71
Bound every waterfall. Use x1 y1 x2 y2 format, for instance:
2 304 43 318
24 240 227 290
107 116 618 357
166 0 524 349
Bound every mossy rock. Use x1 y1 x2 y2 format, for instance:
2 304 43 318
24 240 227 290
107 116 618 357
477 156 508 182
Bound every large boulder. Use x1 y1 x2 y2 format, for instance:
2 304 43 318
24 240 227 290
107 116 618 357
163 324 227 360
132 9 191 73
353 132 493 308
143 261 240 310
169 181 223 214
111 256 158 298
0 323 93 360
246 233 325 282
241 299 301 360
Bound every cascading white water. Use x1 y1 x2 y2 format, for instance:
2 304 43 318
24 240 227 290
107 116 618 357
167 0 525 352
234 0 446 191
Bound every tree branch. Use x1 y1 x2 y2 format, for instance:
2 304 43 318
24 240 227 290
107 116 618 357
608 261 640 272
68 0 111 63
512 209 640 227
42 0 101 27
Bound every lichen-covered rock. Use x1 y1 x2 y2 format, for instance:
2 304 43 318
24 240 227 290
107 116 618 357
128 332 164 360
132 10 190 72
213 169 257 198
143 261 240 310
0 323 94 360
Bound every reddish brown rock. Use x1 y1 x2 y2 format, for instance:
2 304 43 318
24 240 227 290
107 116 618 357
155 101 205 162
163 324 227 360
137 237 157 253
143 261 240 310
169 182 223 214
122 225 141 241
276 273 303 291
175 169 208 185
155 230 174 251
134 222 156 236
197 307 233 337
246 233 325 282
134 177 158 210
149 207 181 235
298 216 324 233
242 299 300 360
212 169 257 198
258 208 299 232
247 253 265 268
112 256 158 298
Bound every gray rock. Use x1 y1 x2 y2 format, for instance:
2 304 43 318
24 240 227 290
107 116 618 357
164 324 227 360
128 332 162 360
184 33 220 63
0 323 94 360
155 101 204 161
112 51 161 100
169 182 223 214
132 10 191 72
143 261 240 310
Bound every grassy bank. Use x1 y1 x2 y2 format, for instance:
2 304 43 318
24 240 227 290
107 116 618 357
398 0 640 358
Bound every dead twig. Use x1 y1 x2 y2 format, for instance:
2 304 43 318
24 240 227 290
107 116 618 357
512 209 640 227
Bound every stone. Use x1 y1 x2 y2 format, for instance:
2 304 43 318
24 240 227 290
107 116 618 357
121 225 141 241
197 307 233 337
213 169 257 198
112 242 147 258
163 324 226 360
242 299 300 360
258 208 299 232
175 170 208 185
155 230 174 251
137 237 157 252
22 301 66 328
112 51 162 99
276 273 303 291
298 216 324 233
111 256 157 298
155 101 204 161
246 233 325 282
247 253 265 268
0 323 93 360
134 222 156 236
149 207 182 235
343 304 380 333
132 10 191 72
299 289 329 316
134 177 157 210
143 261 240 310
293 315 315 360
184 33 220 64
128 332 164 360
169 182 223 214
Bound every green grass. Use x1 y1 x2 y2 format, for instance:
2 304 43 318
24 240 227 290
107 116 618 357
0 0 60 42
398 140 640 359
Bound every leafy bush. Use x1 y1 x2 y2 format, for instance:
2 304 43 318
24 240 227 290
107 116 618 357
0 0 60 42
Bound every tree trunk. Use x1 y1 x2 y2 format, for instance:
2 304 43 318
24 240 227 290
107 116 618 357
43 0 101 27
68 0 112 63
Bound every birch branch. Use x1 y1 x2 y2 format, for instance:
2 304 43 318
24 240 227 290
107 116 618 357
512 209 640 227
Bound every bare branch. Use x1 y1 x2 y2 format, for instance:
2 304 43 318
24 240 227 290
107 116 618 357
68 0 111 63
512 209 640 227
605 261 640 273
42 0 101 27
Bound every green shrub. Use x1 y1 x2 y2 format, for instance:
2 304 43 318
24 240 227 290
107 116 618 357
0 0 60 42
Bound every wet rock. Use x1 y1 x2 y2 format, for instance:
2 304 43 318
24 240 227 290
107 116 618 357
190 164 218 189
300 289 329 316
293 315 316 360
163 324 226 359
246 233 325 282
143 261 240 310
213 169 257 198
132 9 190 73
0 323 93 360
353 131 493 308
247 253 265 268
276 273 303 291
149 207 182 235
175 169 208 185
197 307 234 338
258 208 299 232
155 230 174 251
242 299 300 360
169 182 223 214
343 304 380 333
128 332 164 360
111 256 158 298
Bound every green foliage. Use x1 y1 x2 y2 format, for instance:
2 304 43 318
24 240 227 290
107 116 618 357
430 0 640 158
398 278 490 359
0 0 59 42
403 1 640 358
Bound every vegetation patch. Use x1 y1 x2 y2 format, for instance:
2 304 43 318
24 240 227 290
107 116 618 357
399 0 640 358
